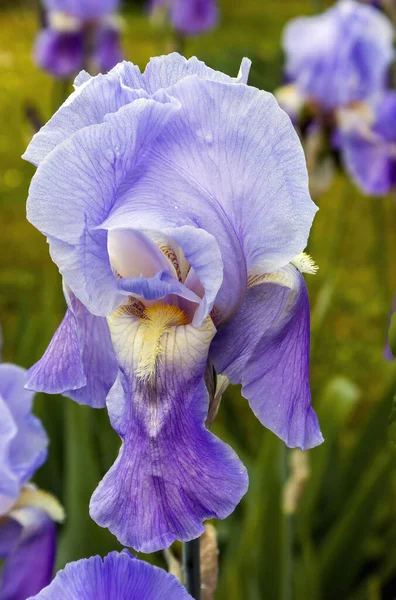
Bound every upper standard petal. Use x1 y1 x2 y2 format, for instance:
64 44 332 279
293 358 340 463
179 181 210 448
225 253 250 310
26 95 180 316
24 54 250 167
105 75 316 318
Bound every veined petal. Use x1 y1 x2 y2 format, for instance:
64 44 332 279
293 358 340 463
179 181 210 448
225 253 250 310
104 75 316 320
162 226 223 325
26 95 180 315
211 264 323 450
23 76 149 167
26 308 85 395
118 270 201 304
111 53 251 93
100 223 224 326
26 288 117 408
27 550 192 599
25 54 250 168
0 506 56 600
90 305 248 552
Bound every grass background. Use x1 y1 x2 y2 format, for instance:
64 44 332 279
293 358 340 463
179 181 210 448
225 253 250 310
1 0 396 598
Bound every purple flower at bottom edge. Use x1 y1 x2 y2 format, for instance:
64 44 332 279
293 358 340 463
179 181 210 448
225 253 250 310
24 53 323 553
0 505 56 600
338 91 396 195
27 551 192 599
150 0 218 35
282 0 394 110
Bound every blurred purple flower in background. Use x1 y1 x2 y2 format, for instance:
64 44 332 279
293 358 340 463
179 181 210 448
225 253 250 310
276 0 395 197
149 0 218 35
0 353 64 599
24 53 322 553
282 0 394 111
0 362 47 515
337 92 396 195
35 0 123 78
28 550 192 599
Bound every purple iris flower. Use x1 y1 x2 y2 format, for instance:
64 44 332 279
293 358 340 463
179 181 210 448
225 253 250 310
43 0 120 21
24 53 323 553
283 0 394 111
0 362 47 514
0 503 57 600
150 0 218 35
0 357 61 599
35 0 123 78
27 550 192 599
338 92 396 195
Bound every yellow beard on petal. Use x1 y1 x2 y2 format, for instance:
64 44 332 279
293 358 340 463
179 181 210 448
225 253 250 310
137 303 188 380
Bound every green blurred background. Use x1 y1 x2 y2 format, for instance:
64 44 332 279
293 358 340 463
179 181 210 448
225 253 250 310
1 0 396 598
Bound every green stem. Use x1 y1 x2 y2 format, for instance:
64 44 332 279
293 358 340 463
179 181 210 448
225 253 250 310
183 538 201 599
281 447 294 600
371 198 390 310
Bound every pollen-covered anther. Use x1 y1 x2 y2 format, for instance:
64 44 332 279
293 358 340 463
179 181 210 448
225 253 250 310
137 303 188 380
158 245 183 282
290 252 318 275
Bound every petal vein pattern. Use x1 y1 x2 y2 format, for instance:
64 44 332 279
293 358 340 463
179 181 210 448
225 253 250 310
211 264 323 450
26 95 181 316
103 75 316 319
90 308 248 552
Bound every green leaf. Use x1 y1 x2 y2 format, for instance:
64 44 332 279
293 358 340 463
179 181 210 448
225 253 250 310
217 431 285 599
388 312 396 358
318 453 392 599
56 402 121 569
388 394 396 452
300 376 360 521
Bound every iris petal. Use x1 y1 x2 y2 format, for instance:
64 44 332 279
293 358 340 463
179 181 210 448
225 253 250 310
28 550 192 599
0 366 48 514
26 288 117 408
26 95 180 315
90 309 248 552
0 506 56 600
34 29 84 79
211 264 323 450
